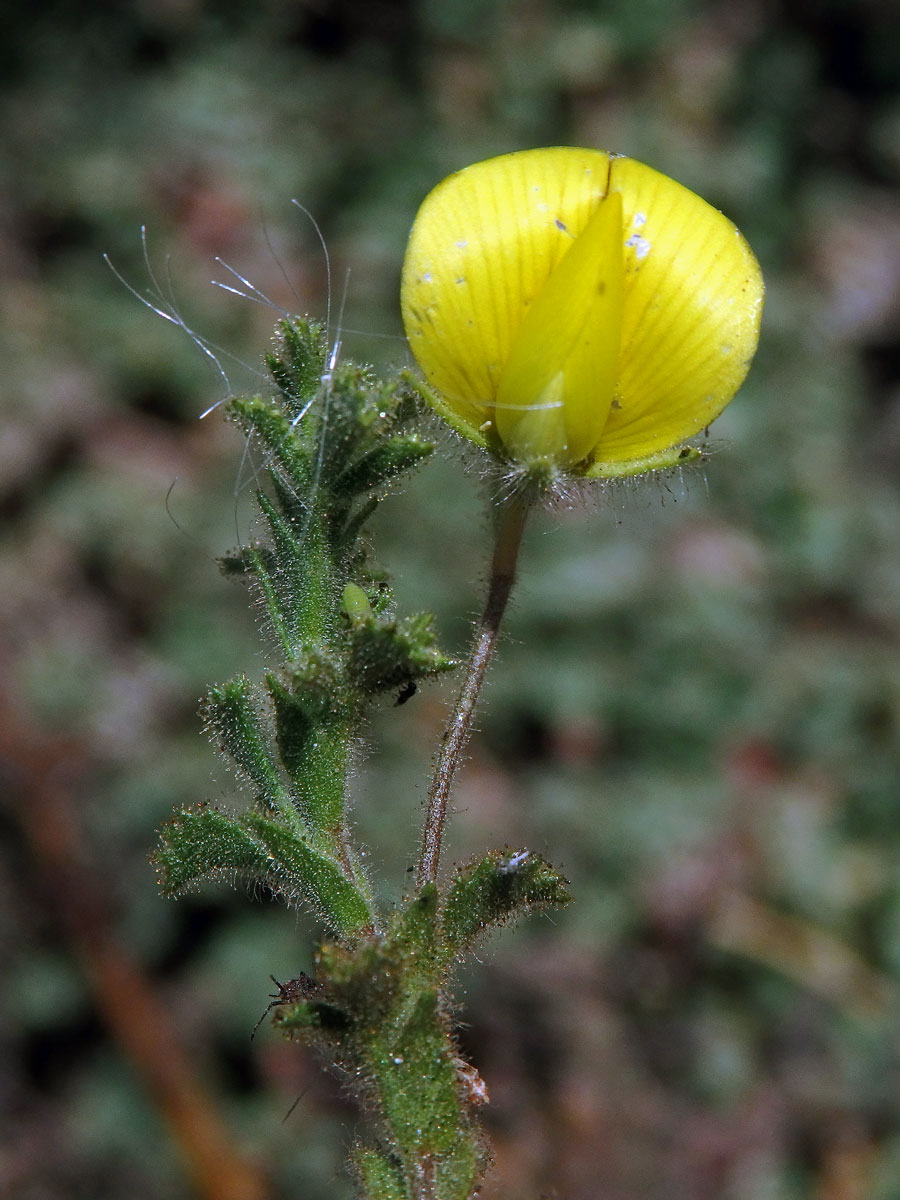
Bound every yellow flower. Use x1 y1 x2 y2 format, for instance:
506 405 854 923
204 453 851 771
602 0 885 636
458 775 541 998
401 147 764 478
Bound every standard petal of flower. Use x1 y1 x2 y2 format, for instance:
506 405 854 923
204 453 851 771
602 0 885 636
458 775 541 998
400 147 614 436
494 191 624 466
590 157 764 466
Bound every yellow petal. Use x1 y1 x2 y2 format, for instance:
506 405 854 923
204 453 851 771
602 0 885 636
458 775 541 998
494 191 624 466
400 147 615 439
588 157 764 469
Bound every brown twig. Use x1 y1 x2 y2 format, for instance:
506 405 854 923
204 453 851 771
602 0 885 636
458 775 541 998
0 696 269 1200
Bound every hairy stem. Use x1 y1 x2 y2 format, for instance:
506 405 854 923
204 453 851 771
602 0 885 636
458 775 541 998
418 1156 436 1200
417 491 531 889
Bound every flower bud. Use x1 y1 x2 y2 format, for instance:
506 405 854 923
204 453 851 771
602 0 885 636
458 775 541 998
401 148 764 477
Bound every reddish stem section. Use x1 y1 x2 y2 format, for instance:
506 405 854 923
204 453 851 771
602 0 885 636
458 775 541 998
0 698 268 1200
417 492 531 889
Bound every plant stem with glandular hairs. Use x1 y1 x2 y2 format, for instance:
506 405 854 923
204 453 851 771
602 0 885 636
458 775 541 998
417 490 532 889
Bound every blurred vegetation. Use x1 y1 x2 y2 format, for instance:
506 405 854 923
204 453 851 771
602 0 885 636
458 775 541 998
1 1 899 1198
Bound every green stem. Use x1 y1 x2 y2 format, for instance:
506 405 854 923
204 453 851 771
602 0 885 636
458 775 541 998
417 491 531 889
297 505 334 648
288 715 375 917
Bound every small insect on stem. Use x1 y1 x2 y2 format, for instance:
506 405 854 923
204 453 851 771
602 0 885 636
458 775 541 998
394 680 418 707
250 972 320 1040
497 849 530 876
454 1058 490 1107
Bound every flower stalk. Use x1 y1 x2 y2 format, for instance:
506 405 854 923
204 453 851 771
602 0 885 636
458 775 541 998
418 488 531 888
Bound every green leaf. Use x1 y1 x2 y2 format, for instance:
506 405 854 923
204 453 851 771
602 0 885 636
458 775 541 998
441 850 572 958
256 489 333 652
352 1146 406 1200
218 545 275 578
266 659 352 834
203 678 288 811
339 494 382 550
265 318 328 419
434 1129 488 1200
315 938 403 1021
347 612 457 695
228 394 312 494
244 544 293 656
266 668 332 776
335 435 434 496
154 806 372 938
155 804 272 896
242 812 372 937
272 998 351 1038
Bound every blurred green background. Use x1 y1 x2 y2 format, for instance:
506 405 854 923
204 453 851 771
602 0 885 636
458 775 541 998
2 1 900 1197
